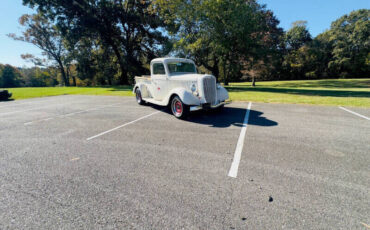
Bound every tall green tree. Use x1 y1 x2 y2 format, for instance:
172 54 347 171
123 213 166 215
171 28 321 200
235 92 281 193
246 8 284 85
0 65 22 88
285 21 312 50
307 31 334 78
327 9 370 78
155 0 282 85
0 64 4 83
282 21 313 79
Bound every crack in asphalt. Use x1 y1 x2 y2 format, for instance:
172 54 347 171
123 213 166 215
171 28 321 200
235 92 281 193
222 180 236 229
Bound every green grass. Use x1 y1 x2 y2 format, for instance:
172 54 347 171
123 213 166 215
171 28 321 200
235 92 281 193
2 78 369 107
227 79 370 107
1 86 133 100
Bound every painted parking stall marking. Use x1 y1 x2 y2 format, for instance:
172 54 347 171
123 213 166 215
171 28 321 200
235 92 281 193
0 102 71 116
24 102 123 125
339 106 370 121
86 111 161 141
228 102 252 178
0 97 64 109
0 100 46 109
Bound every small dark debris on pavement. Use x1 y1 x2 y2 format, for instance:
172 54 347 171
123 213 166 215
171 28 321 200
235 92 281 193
269 196 274 202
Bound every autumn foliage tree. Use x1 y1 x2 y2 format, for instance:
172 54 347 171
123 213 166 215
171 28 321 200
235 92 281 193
8 14 71 86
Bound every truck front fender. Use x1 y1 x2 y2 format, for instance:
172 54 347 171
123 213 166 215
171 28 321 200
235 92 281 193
164 88 200 106
217 86 229 102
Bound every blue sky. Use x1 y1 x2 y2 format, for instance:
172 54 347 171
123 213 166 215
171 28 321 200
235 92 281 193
0 0 369 67
259 0 370 36
0 0 39 67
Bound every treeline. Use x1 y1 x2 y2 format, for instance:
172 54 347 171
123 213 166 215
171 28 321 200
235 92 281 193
3 0 369 87
0 64 59 87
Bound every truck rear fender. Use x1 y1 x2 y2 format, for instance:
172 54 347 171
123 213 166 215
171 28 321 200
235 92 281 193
134 83 152 98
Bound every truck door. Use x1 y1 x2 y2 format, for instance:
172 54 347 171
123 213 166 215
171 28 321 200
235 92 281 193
151 62 168 101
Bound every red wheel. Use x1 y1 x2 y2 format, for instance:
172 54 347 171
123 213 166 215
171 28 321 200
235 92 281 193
175 101 182 114
171 96 189 119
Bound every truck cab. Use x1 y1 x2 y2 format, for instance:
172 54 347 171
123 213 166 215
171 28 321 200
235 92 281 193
134 58 229 119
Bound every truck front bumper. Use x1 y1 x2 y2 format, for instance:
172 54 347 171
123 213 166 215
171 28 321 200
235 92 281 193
190 100 231 112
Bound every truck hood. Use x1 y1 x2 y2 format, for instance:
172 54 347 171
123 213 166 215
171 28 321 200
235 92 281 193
169 74 212 82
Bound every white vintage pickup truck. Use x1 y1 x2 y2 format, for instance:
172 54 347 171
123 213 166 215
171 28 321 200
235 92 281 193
133 58 229 119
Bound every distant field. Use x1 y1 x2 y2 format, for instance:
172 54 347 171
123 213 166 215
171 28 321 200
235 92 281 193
2 79 369 107
227 79 370 108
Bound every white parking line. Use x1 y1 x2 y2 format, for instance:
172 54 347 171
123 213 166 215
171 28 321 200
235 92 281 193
86 111 161 141
0 101 37 109
0 95 77 109
0 102 70 116
228 102 252 178
0 98 54 108
339 106 370 121
24 103 123 125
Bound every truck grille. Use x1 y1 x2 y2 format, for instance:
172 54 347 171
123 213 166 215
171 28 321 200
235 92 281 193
203 76 216 105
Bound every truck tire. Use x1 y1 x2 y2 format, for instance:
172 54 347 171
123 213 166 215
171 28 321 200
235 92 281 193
171 96 189 119
135 88 145 105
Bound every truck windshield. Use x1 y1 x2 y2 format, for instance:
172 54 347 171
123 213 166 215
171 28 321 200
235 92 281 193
167 62 196 74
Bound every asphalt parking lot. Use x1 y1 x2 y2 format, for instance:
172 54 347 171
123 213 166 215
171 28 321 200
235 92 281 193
0 95 369 229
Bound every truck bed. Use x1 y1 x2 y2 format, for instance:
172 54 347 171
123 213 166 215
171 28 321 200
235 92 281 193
135 75 151 84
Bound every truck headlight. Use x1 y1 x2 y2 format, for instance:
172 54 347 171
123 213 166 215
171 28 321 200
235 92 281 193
191 83 198 96
191 83 197 93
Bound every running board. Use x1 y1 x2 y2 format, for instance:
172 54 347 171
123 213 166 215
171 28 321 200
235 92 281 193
142 98 168 106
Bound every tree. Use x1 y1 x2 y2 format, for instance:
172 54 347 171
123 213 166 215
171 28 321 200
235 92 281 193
155 0 282 85
23 0 168 85
283 9 370 80
281 21 313 79
327 9 370 78
307 31 334 78
246 8 284 85
20 66 59 87
0 64 4 83
21 53 48 67
0 65 22 88
285 21 312 50
8 14 71 86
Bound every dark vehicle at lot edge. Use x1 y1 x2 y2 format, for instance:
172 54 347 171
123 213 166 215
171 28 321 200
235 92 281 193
0 90 12 100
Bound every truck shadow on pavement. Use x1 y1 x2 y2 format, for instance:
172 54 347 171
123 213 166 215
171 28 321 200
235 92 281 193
188 107 278 128
155 104 278 128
